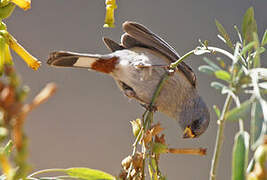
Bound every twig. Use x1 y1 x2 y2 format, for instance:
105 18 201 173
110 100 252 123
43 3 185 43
209 94 232 180
168 148 206 156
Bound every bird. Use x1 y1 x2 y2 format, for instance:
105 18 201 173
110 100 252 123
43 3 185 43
47 21 210 138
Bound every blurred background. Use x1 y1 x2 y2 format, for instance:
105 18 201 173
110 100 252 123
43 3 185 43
4 0 267 179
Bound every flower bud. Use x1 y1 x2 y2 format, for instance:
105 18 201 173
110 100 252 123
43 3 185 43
130 118 141 137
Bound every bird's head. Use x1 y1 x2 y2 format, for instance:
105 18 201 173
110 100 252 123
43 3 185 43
179 96 210 138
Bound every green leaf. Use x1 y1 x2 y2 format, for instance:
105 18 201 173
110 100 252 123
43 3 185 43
214 70 231 82
210 81 226 91
225 100 253 121
0 3 16 20
252 32 261 68
1 140 13 156
234 25 243 44
232 131 249 180
246 158 255 174
242 7 257 45
213 105 221 118
250 101 264 149
152 142 168 154
215 19 234 49
0 34 5 74
258 47 265 54
65 168 115 180
203 57 221 71
261 29 267 46
240 41 257 56
148 164 153 180
198 65 216 75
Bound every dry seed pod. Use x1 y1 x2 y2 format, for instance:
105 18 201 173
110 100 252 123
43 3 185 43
118 170 127 180
1 86 15 108
121 155 132 170
142 130 153 144
155 134 166 145
132 152 143 170
0 81 4 92
150 123 164 136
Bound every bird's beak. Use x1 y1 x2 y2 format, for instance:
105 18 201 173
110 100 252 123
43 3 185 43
183 126 196 138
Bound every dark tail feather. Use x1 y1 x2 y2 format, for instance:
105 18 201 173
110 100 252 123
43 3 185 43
47 51 107 69
47 51 118 74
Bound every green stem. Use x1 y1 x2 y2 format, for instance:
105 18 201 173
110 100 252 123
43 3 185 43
149 73 170 108
27 168 66 178
209 94 232 180
169 50 195 69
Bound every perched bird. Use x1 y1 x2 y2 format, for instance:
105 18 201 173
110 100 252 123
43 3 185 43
47 21 210 138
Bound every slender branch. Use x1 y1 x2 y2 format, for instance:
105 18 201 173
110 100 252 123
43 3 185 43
209 94 232 180
149 73 170 108
206 46 235 60
169 50 195 69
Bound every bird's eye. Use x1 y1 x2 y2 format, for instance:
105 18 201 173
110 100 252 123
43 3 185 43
191 118 201 130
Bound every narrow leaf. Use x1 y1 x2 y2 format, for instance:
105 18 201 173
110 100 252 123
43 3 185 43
203 57 221 71
234 25 243 44
152 142 168 154
210 81 226 91
252 32 261 68
2 140 13 156
246 158 255 174
232 131 249 180
215 19 234 49
198 65 216 75
213 105 221 118
242 7 257 45
225 100 253 121
261 29 267 46
66 168 115 180
250 101 264 148
240 41 257 56
214 70 231 82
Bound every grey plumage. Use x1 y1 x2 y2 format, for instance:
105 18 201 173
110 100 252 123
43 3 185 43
47 21 210 138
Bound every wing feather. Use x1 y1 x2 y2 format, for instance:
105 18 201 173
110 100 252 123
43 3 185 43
121 21 196 87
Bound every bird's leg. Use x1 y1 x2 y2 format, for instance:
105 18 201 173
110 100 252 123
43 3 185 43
140 103 158 112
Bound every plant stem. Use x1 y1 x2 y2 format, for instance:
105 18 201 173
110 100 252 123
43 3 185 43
209 94 232 180
149 73 170 108
169 50 195 69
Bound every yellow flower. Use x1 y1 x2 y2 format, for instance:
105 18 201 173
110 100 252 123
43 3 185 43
104 0 117 28
0 35 5 73
4 43 12 65
7 34 41 70
11 0 31 11
0 154 12 178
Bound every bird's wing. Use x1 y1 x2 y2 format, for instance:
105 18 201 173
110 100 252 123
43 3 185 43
102 37 125 52
121 21 196 87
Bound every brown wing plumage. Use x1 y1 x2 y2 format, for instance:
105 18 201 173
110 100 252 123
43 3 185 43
121 21 197 87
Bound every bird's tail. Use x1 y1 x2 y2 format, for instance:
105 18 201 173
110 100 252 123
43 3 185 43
47 51 118 74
